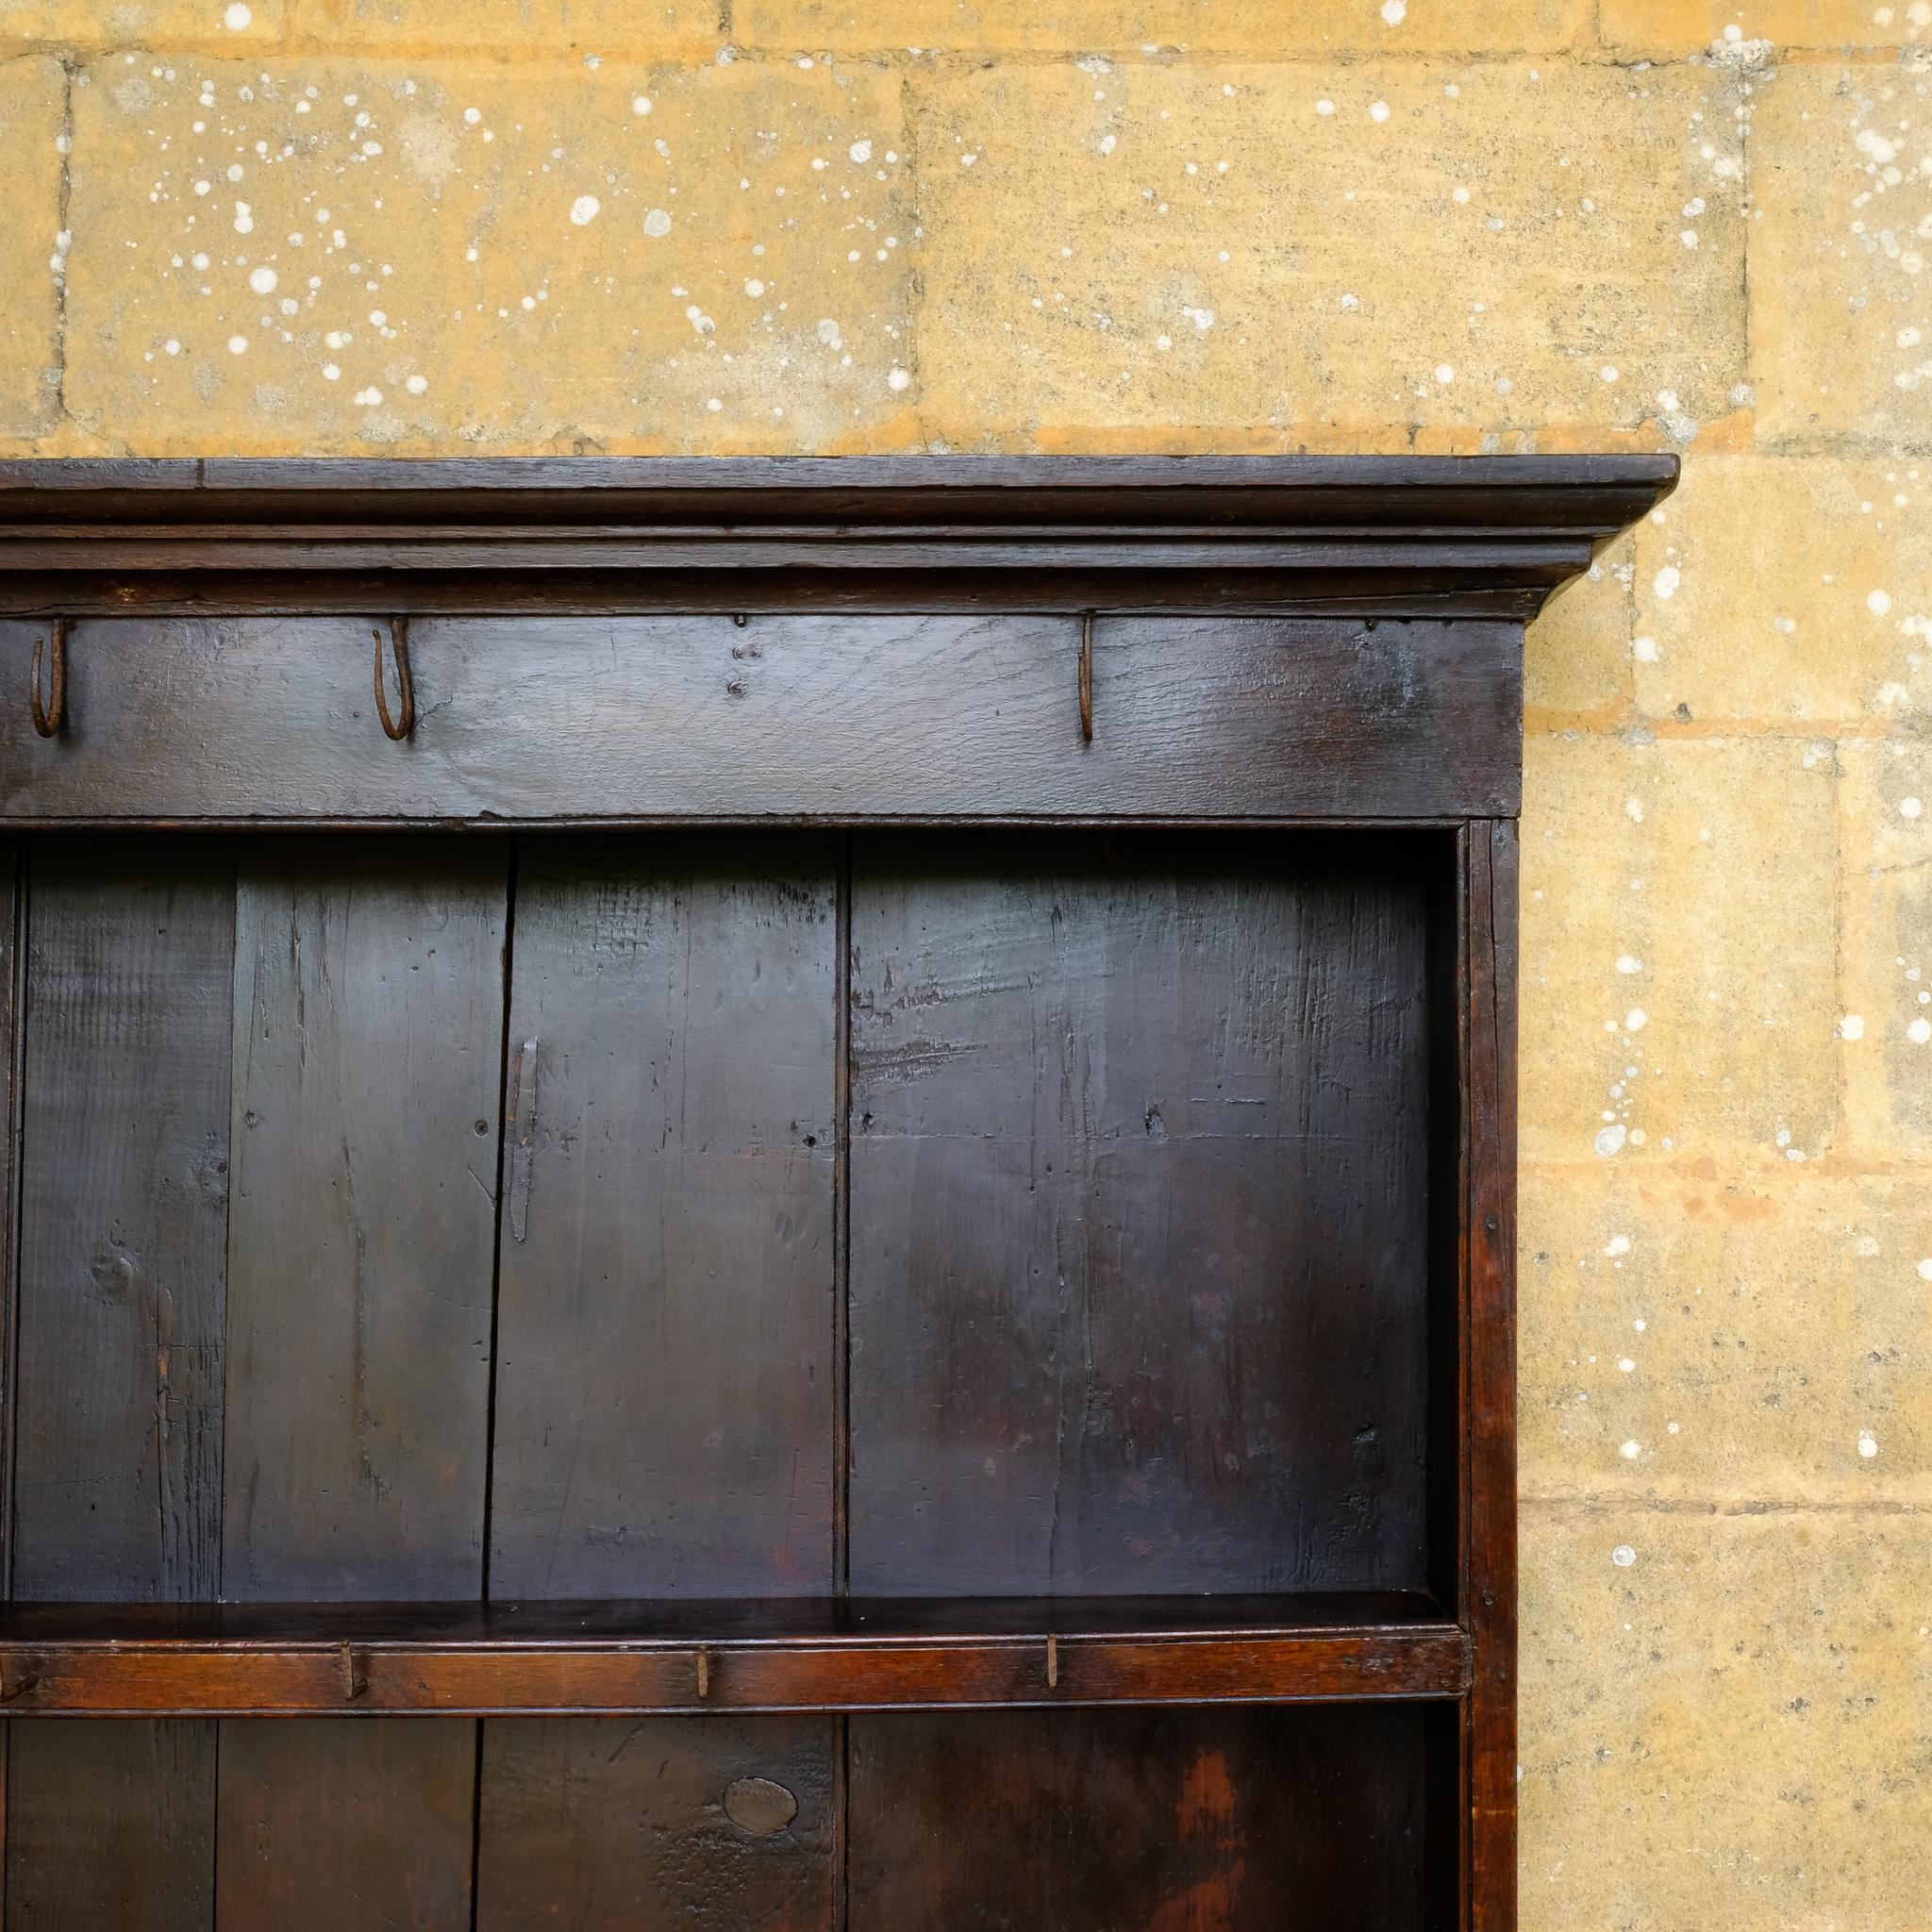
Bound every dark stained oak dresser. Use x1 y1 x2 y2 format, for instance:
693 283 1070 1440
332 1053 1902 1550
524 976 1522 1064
0 455 1674 1931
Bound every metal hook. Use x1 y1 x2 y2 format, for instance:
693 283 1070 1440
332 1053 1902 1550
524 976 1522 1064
373 617 414 741
1077 612 1094 742
29 617 66 738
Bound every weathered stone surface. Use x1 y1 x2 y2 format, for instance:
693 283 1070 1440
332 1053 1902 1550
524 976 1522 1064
1753 59 1932 449
288 0 715 56
1630 453 1932 724
4 2 1931 1923
1 0 281 45
1520 733 1839 1166
1839 741 1932 1158
63 52 915 452
1522 1503 1932 1932
740 0 1591 55
1602 0 1924 52
1527 534 1636 719
910 59 1746 444
1521 1165 1932 1507
0 56 63 438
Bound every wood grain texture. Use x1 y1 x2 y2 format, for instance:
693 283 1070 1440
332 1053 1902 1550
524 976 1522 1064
848 1704 1430 1932
4 1721 214 1932
0 454 1679 627
5 840 230 1932
222 838 506 1602
476 1716 836 1930
488 837 836 1599
0 616 1520 825
0 1596 1466 1715
215 1721 475 1931
1465 822 1519 1932
11 838 233 1603
0 836 15 1600
848 832 1433 1597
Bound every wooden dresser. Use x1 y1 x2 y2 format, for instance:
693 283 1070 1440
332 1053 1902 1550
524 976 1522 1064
0 455 1673 1930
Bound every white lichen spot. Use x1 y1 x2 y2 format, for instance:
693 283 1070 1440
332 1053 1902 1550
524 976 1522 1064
1610 1543 1636 1568
1381 0 1407 20
1624 795 1643 824
1604 1234 1632 1257
234 201 253 235
1369 101 1391 123
642 208 673 239
570 194 601 226
226 334 248 354
322 363 340 380
1182 306 1215 332
1315 99 1335 116
1902 796 1924 820
1619 1439 1640 1457
248 266 276 294
1909 1017 1932 1045
1616 954 1643 974
1097 134 1117 157
354 386 383 406
1434 363 1455 384
1858 1430 1879 1458
888 367 911 391
1870 589 1894 616
1624 1008 1647 1033
1653 564 1681 600
632 95 652 116
1840 1014 1866 1040
1917 1257 1932 1281
223 2 252 28
849 139 873 163
406 374 427 394
1633 635 1659 662
1594 1124 1628 1158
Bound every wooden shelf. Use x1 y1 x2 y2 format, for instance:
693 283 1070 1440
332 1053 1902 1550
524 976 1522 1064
0 1595 1468 1717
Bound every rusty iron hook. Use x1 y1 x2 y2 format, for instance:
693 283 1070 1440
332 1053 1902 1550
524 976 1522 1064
29 617 66 738
373 616 415 741
1077 611 1094 742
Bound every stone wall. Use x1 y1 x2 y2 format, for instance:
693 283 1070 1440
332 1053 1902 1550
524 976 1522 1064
2 2 1926 1923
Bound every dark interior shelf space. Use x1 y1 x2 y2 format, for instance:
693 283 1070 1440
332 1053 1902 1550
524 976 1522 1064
0 1594 1466 1716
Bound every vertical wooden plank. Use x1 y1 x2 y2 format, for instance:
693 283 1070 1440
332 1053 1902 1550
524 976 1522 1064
6 1723 215 1930
1464 820 1519 1932
216 1721 473 1930
476 1717 836 1931
218 837 506 1932
222 837 506 1600
848 1705 1428 1931
7 836 231 1932
488 834 837 1598
12 840 233 1600
0 834 15 1916
848 831 1432 1597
